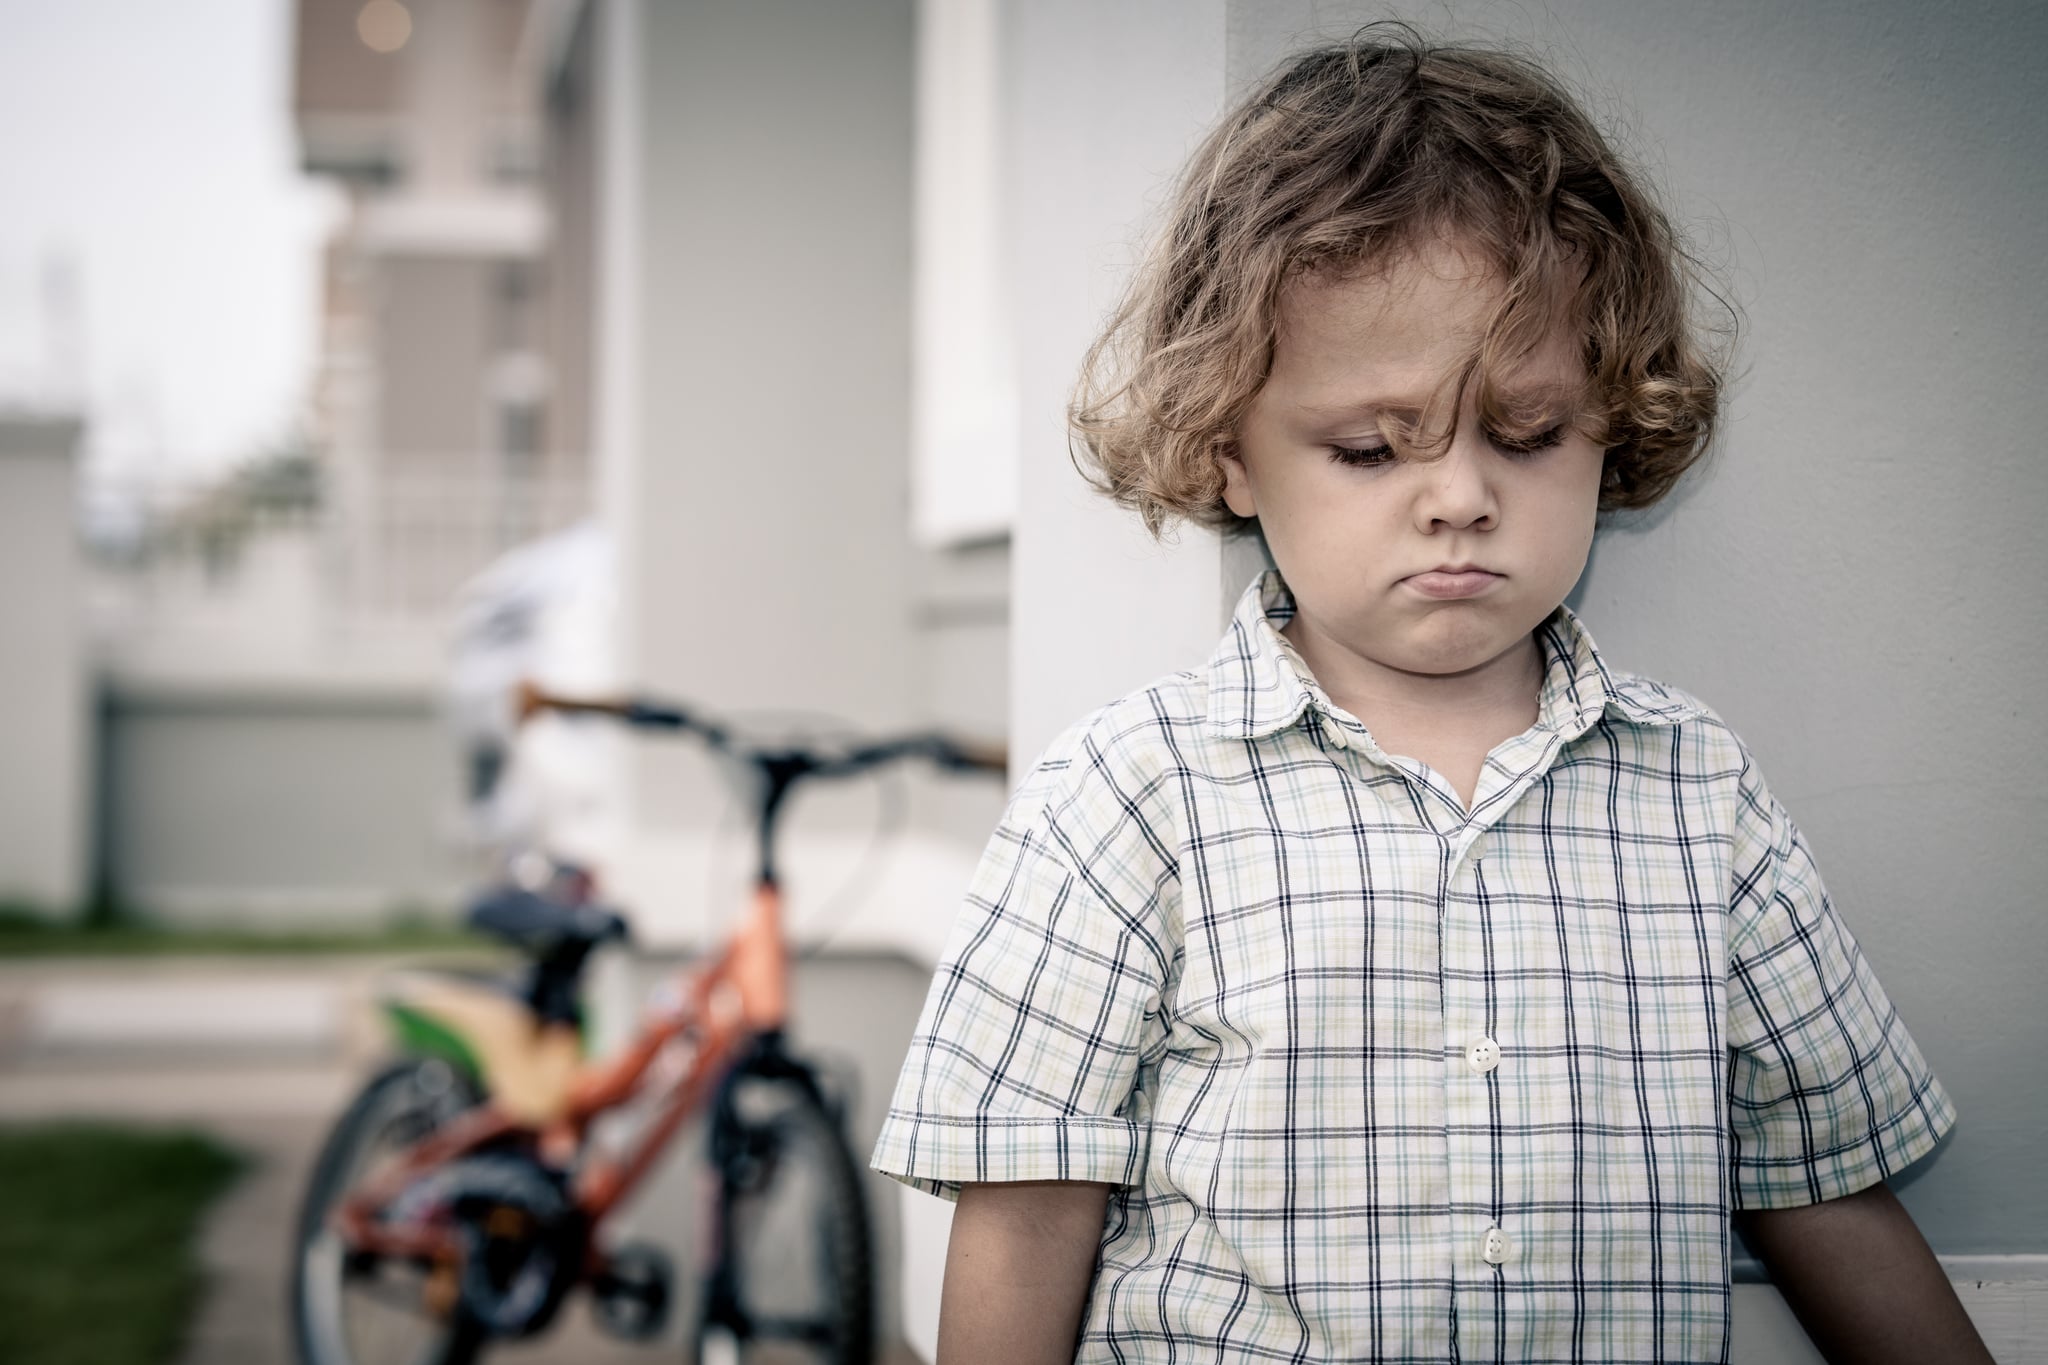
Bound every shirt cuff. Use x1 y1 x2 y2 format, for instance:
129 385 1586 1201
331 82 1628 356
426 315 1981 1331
1731 1070 1959 1209
869 1110 1150 1202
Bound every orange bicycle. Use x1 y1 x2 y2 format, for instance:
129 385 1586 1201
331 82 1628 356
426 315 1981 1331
289 684 1004 1365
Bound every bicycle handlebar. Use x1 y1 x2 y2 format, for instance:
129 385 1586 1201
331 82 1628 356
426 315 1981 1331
514 679 1009 778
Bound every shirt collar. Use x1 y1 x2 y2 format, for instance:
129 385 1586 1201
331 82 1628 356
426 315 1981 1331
1202 569 1699 743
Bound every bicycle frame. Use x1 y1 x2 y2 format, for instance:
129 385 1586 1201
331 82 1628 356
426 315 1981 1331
333 874 793 1272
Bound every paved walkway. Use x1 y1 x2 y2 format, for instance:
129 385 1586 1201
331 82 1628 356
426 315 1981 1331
0 955 919 1365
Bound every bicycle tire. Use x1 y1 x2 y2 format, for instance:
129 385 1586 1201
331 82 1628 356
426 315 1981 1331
691 1075 874 1365
291 1058 489 1365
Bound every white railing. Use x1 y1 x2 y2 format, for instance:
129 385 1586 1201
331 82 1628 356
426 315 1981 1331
83 461 594 680
86 462 592 618
328 468 593 618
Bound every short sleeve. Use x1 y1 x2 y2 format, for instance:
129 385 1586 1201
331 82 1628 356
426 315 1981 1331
869 729 1176 1202
1724 747 1957 1208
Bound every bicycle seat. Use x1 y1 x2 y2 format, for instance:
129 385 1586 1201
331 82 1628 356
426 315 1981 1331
467 886 629 956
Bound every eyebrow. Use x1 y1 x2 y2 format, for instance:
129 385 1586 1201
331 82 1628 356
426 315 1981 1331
1295 394 1425 419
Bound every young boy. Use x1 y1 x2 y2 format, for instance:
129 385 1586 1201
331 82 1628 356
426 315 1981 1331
872 27 1990 1364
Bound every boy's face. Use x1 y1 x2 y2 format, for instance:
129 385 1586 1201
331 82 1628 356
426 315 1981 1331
1221 238 1605 694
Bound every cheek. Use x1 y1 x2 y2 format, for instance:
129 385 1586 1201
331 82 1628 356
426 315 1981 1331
1283 471 1384 546
1550 441 1607 510
1512 450 1602 549
1554 462 1603 523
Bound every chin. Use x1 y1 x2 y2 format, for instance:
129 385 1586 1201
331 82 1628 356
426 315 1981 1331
1399 621 1521 674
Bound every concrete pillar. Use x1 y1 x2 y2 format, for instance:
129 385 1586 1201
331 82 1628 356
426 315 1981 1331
0 414 90 916
595 0 930 954
1002 0 1239 765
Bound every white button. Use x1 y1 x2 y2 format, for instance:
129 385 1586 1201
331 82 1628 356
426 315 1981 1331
1321 720 1349 750
1482 1225 1511 1264
1465 1037 1501 1073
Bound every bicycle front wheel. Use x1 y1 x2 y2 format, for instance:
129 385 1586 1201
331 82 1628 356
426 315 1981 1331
291 1058 488 1365
694 1075 874 1365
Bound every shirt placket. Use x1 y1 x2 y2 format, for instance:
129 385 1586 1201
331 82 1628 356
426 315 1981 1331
1438 811 1506 1359
1321 711 1515 1357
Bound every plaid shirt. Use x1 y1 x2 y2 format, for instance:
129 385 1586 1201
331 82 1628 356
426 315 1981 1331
873 570 1955 1364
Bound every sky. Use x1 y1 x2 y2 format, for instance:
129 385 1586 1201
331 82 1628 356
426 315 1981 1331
0 0 340 484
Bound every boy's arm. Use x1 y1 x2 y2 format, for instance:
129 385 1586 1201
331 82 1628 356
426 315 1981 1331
937 1179 1112 1365
1735 1182 1994 1364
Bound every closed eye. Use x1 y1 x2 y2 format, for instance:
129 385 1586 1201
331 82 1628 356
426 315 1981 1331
1490 424 1568 456
1328 442 1395 468
1328 424 1569 468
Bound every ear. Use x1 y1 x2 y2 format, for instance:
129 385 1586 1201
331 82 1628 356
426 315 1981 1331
1216 446 1258 519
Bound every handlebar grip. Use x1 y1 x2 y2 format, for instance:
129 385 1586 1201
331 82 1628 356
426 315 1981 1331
944 737 1009 774
517 683 630 724
512 678 552 726
515 679 678 728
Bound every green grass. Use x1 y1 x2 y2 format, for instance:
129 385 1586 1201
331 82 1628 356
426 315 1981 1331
0 1123 245 1365
0 905 496 959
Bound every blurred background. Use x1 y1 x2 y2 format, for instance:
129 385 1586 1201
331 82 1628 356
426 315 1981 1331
2 2 1007 1360
2 1 2044 1363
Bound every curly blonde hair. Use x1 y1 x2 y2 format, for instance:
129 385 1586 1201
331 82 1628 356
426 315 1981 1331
1071 23 1732 537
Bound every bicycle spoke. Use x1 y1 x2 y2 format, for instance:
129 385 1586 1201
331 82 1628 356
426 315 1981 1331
293 1061 484 1365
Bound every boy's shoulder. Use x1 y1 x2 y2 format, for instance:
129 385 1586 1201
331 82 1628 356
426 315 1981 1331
1591 667 1769 790
1601 668 1725 731
1008 667 1212 822
1592 664 1751 746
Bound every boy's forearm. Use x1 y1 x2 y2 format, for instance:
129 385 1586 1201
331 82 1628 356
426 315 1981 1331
1735 1182 1993 1365
937 1179 1112 1365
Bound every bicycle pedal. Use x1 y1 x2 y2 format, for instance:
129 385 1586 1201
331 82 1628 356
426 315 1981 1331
591 1242 672 1341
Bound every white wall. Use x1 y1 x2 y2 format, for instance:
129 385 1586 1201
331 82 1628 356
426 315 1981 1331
1003 0 1236 766
627 0 918 804
913 0 1017 546
0 415 89 914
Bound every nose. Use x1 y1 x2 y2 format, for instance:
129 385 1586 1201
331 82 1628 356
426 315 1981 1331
1412 424 1498 532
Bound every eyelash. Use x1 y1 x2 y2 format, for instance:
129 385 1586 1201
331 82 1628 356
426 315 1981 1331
1328 425 1569 468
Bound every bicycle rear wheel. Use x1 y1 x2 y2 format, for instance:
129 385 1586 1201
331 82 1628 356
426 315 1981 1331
693 1075 874 1365
291 1058 487 1365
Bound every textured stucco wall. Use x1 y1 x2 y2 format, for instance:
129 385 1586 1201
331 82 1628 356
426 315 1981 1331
1002 0 2045 1264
